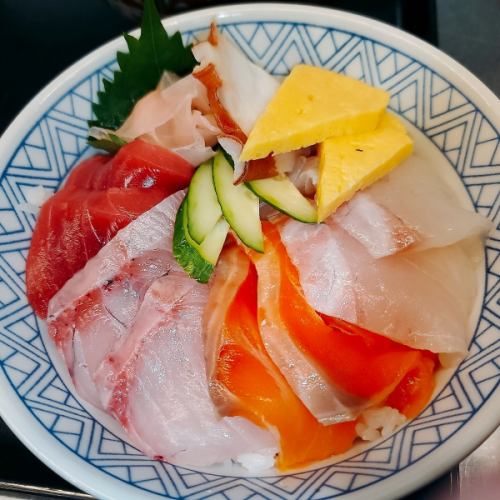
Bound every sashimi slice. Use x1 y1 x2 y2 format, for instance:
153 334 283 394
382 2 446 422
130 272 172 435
364 156 492 252
281 153 490 258
193 29 282 182
104 272 277 467
27 141 193 318
280 218 476 355
204 243 250 379
211 247 357 470
329 191 420 258
47 191 184 408
245 224 366 424
278 221 357 321
385 352 437 418
260 223 429 399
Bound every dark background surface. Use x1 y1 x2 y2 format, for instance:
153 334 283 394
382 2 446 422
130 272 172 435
0 0 498 498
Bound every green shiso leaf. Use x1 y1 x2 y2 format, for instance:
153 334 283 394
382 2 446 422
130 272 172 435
89 0 197 132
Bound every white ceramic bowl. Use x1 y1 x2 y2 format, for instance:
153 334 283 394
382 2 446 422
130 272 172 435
0 4 498 499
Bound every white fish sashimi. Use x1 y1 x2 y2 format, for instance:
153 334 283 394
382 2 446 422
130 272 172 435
193 32 279 135
280 219 476 356
90 74 220 165
47 192 184 408
365 156 492 252
279 221 357 322
105 273 277 467
329 191 420 258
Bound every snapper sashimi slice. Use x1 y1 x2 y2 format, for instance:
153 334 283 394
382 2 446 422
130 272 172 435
367 156 492 252
280 218 477 356
330 191 420 258
103 272 276 467
47 191 184 408
208 246 357 470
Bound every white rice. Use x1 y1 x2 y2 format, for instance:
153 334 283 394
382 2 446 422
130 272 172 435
355 406 406 442
234 407 406 471
18 185 52 215
235 447 278 472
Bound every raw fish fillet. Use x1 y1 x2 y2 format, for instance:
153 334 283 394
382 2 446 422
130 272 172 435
48 193 276 466
208 246 358 470
280 218 476 355
47 191 184 408
245 224 368 424
326 156 491 257
330 191 420 258
277 221 358 322
27 140 193 318
366 156 492 251
104 272 277 466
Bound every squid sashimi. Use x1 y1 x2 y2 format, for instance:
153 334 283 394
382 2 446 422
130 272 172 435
47 191 184 408
90 74 220 166
209 246 357 470
103 272 277 467
27 140 193 318
280 218 477 355
331 157 491 257
253 223 436 411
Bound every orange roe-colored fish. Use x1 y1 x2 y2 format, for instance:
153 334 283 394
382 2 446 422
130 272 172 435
385 352 437 418
212 247 357 471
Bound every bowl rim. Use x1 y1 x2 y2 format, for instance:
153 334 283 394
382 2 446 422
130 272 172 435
0 3 498 500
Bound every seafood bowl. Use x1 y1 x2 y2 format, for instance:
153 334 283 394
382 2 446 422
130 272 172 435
0 3 498 499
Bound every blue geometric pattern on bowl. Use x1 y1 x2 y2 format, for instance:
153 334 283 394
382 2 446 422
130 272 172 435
0 21 498 499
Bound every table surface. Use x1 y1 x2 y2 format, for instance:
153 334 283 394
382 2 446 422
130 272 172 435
0 0 498 498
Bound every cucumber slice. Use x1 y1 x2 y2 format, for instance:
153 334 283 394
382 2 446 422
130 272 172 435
173 197 228 283
199 217 229 263
247 175 318 223
187 160 222 244
212 152 264 252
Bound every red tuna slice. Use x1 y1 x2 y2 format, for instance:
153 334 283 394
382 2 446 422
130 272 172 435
27 140 194 318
